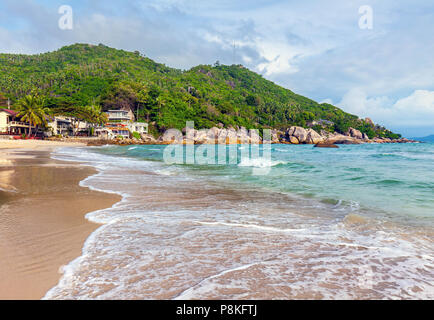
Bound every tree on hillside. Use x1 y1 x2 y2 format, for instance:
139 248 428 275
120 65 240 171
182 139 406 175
0 93 8 107
101 82 138 112
87 105 108 125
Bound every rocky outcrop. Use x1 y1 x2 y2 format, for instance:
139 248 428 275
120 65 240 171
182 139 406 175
271 129 281 144
140 133 157 144
345 127 363 139
306 129 324 144
365 118 374 126
292 126 309 143
314 142 339 148
284 126 324 144
87 123 419 146
160 129 183 144
370 137 419 144
285 126 309 143
324 132 362 145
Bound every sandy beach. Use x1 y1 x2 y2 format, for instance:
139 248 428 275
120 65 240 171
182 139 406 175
0 140 121 299
0 139 87 150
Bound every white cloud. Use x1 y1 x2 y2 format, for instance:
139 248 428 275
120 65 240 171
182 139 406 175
338 89 434 129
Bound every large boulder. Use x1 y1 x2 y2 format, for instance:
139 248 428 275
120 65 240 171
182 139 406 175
314 143 339 148
207 127 220 140
249 129 261 143
289 136 299 144
194 129 208 144
372 137 385 143
226 128 238 143
140 133 157 144
286 126 309 143
345 127 363 139
306 129 324 144
286 126 296 137
237 127 250 143
365 117 374 126
271 129 280 143
326 134 361 144
161 129 183 143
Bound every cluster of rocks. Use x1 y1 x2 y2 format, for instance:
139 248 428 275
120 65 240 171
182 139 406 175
158 126 262 144
85 125 419 147
281 126 418 145
86 134 159 146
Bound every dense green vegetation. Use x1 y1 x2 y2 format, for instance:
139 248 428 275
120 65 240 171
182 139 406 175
0 43 400 138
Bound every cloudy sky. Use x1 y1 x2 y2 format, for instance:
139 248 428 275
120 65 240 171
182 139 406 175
1 0 433 137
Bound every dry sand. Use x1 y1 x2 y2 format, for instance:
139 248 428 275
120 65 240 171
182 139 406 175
0 139 86 150
0 143 121 299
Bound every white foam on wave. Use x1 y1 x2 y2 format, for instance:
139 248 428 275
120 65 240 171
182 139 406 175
173 262 259 300
155 168 179 176
0 186 17 193
195 221 306 233
332 199 360 212
238 157 286 168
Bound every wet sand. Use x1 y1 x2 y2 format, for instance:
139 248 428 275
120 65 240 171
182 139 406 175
0 148 121 299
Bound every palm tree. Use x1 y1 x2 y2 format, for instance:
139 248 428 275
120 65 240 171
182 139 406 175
17 95 48 137
82 105 107 136
86 105 107 125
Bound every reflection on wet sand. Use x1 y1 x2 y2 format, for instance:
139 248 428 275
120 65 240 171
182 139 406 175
0 150 121 299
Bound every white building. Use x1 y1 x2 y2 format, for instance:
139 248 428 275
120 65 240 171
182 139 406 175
0 108 36 136
47 116 73 136
127 122 148 134
104 109 148 138
106 109 135 122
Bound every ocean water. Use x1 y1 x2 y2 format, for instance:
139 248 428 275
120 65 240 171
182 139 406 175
44 143 434 299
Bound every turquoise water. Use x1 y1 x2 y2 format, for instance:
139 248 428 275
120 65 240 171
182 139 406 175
45 143 434 299
97 142 434 225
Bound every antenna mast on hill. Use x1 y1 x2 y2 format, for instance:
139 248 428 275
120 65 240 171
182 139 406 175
233 40 236 65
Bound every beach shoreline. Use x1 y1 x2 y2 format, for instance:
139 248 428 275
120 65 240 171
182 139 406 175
0 143 121 299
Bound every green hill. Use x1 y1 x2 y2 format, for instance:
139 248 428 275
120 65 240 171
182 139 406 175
0 43 399 138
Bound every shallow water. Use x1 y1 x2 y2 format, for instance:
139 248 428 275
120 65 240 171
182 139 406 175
44 143 434 299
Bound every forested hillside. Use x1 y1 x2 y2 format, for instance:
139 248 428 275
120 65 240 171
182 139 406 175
0 43 399 138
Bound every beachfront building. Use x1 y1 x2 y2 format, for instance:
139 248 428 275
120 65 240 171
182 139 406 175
106 109 135 122
47 116 74 136
73 119 93 136
127 122 148 135
104 123 130 139
0 109 14 133
47 116 99 137
103 109 148 139
0 108 36 136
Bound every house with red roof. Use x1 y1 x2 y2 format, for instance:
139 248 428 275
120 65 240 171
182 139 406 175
0 108 35 135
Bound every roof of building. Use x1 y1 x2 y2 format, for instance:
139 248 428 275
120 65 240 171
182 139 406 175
107 109 129 113
0 108 18 116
